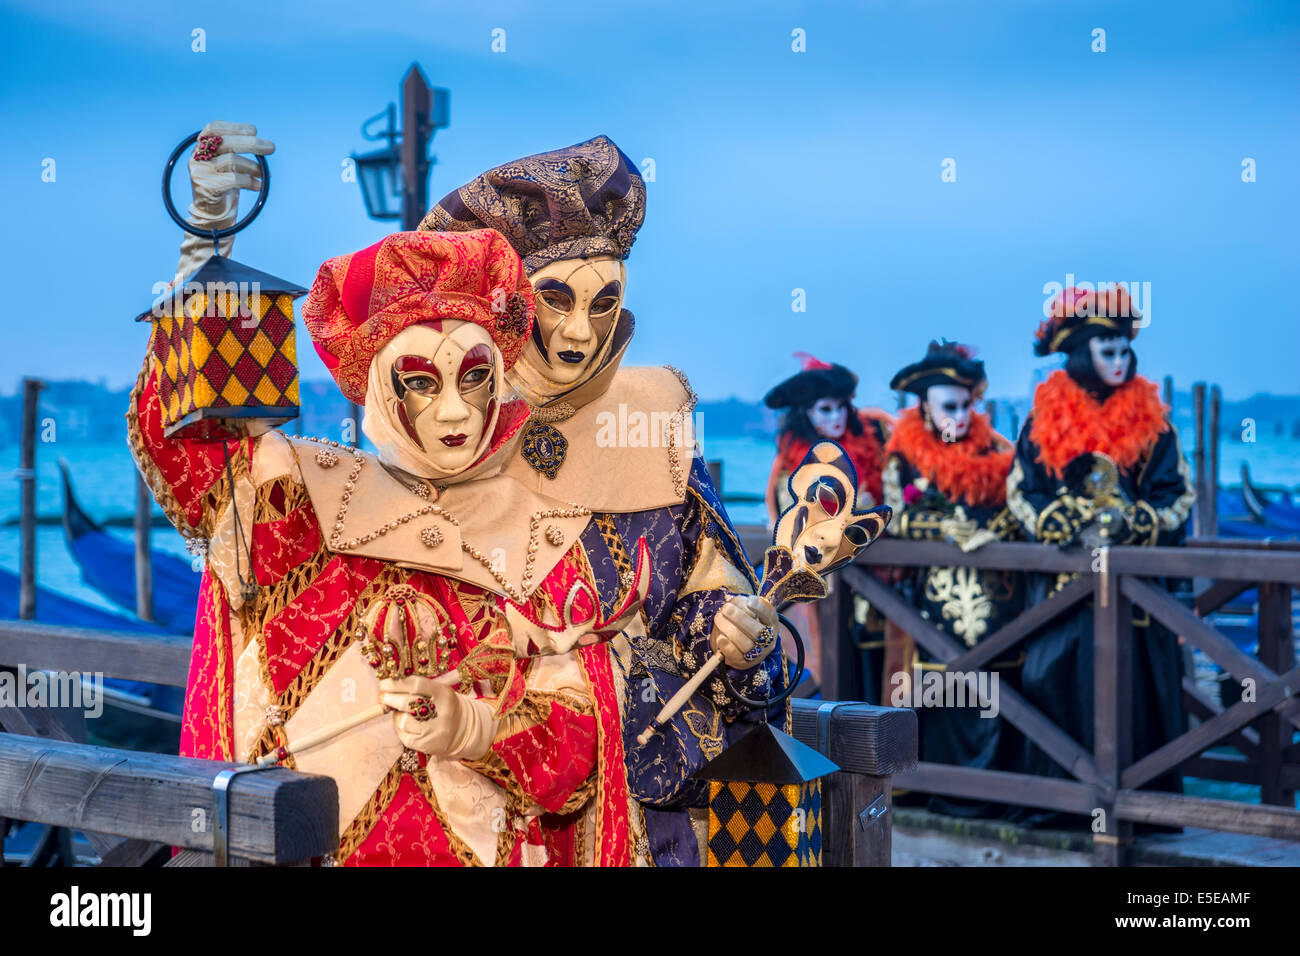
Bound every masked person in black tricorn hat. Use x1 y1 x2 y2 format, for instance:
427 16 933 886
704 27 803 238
424 136 786 866
1007 287 1194 827
881 341 1026 818
763 354 894 690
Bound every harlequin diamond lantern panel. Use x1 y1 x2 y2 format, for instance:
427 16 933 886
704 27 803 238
136 255 307 440
695 722 838 868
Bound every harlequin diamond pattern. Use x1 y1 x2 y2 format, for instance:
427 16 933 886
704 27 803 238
153 292 300 437
706 780 822 867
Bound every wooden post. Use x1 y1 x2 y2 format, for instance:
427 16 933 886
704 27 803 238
134 473 153 622
1208 385 1221 538
1093 559 1133 865
1007 407 1020 442
399 64 433 232
817 573 854 701
1162 374 1174 409
18 378 42 621
1192 382 1206 538
985 399 997 435
1257 582 1295 807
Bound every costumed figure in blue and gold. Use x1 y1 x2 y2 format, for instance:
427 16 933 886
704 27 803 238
1007 286 1194 824
882 341 1025 817
422 135 786 866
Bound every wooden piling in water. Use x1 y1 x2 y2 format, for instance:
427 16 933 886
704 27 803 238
1192 382 1206 538
1208 385 1221 538
18 378 42 621
134 473 153 622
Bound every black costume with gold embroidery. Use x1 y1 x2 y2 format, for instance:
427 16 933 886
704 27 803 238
1007 291 1195 825
881 343 1026 818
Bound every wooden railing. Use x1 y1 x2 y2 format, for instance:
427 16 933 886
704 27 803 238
0 619 915 867
738 527 1300 864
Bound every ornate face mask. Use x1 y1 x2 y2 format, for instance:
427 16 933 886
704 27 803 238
363 321 503 478
924 384 974 441
1089 335 1132 387
524 255 625 387
808 397 849 439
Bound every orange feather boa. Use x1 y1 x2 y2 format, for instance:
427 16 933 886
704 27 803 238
885 407 1014 507
1028 370 1169 479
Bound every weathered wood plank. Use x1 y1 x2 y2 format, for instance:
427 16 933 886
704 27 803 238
0 620 192 687
1115 788 1300 840
1182 677 1260 760
1193 578 1252 617
1093 569 1133 865
0 732 337 864
1256 582 1296 807
843 567 1104 788
1121 662 1300 790
1123 575 1300 730
816 575 854 702
893 762 1099 815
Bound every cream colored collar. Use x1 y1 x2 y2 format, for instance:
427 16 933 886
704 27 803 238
278 432 591 602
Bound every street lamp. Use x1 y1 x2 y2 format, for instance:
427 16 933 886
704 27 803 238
353 104 402 221
351 64 450 230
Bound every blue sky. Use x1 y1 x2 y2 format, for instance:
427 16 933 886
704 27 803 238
1 0 1297 408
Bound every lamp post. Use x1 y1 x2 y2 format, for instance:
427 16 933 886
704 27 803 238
352 63 450 231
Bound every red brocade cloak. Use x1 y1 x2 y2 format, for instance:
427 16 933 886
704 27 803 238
130 356 631 866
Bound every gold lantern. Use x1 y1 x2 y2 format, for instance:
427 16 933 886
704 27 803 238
696 722 838 868
136 130 306 440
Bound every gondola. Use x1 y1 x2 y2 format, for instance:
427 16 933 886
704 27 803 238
59 460 200 633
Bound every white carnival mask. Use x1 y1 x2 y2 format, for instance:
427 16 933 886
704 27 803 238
808 396 849 439
1089 335 1132 387
924 384 973 441
525 255 625 386
362 320 504 479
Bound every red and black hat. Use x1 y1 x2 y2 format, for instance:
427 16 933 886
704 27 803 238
1034 286 1142 357
889 341 986 397
763 353 858 410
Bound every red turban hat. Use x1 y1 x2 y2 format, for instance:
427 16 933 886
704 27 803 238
302 229 534 403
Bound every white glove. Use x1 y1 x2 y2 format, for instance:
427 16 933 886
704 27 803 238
378 676 497 761
172 121 276 285
709 594 779 670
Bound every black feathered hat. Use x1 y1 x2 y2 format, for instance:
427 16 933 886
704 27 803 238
764 353 858 410
889 340 987 397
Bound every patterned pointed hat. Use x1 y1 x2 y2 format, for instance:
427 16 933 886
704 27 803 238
421 135 646 271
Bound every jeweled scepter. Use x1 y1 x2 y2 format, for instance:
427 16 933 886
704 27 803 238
636 440 892 745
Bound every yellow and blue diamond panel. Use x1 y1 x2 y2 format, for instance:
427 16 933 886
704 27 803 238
706 780 823 867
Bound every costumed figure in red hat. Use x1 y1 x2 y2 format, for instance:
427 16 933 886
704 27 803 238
882 341 1026 817
762 354 894 689
423 136 785 865
129 126 669 865
1007 286 1194 824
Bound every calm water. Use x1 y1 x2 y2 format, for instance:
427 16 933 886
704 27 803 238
3 428 1297 608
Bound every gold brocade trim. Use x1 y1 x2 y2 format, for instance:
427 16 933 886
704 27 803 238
126 354 196 537
1005 458 1039 537
1049 315 1121 351
663 365 698 501
882 456 905 534
686 484 760 591
409 765 486 867
1151 430 1195 532
893 366 980 392
209 574 234 760
594 513 635 596
576 651 610 865
336 761 403 863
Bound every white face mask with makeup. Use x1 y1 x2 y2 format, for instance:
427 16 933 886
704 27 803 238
923 384 974 441
1089 336 1132 387
808 397 849 439
362 320 505 480
525 255 625 387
